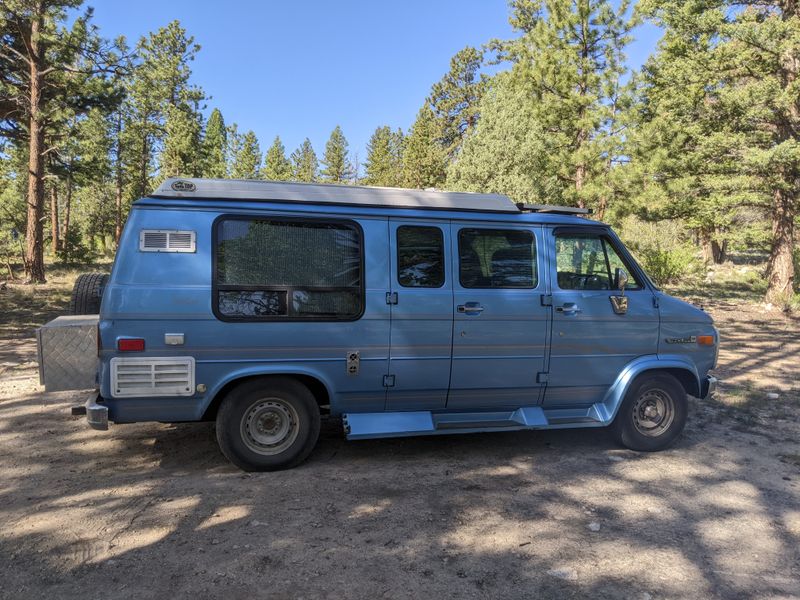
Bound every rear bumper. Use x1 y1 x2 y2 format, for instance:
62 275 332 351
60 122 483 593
701 376 718 399
86 395 109 430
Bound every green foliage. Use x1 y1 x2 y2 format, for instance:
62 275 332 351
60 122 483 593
129 20 205 192
56 226 92 263
364 126 404 187
452 0 633 213
291 138 318 183
202 108 227 178
428 46 486 158
634 0 799 302
262 136 293 181
320 126 353 184
618 217 702 286
448 73 561 202
229 130 261 179
402 104 447 189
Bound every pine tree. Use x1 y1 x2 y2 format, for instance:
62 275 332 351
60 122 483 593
262 136 293 181
0 1 122 281
320 125 353 183
364 126 403 187
291 138 318 182
202 108 227 178
127 21 204 196
160 103 203 178
229 129 261 179
403 103 448 188
429 46 487 158
447 73 560 202
449 0 633 215
637 0 800 304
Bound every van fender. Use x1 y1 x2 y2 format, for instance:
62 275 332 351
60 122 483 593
597 354 700 423
200 364 336 417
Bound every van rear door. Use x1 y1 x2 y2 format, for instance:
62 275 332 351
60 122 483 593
385 219 454 410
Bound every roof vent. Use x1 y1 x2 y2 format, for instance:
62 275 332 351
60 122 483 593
139 230 196 253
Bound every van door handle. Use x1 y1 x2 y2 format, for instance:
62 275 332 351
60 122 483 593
556 302 581 315
457 302 484 315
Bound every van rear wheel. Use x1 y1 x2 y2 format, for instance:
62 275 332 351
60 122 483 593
611 373 687 452
215 377 320 471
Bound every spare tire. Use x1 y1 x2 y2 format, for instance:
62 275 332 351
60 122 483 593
68 273 109 315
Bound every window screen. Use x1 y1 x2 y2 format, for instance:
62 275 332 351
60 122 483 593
397 226 445 288
215 217 363 319
458 228 536 288
556 234 640 290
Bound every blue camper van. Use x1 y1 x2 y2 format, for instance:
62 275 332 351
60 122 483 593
38 178 718 471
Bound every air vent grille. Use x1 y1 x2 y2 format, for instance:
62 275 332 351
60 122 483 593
139 230 196 253
110 357 195 397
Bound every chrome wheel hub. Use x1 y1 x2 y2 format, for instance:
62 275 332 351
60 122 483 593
632 388 675 437
241 399 299 455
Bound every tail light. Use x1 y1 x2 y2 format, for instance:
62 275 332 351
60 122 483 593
117 338 145 352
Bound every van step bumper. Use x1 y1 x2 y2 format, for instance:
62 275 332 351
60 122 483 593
343 405 609 440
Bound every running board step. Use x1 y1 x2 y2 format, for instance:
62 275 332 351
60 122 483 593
343 405 608 440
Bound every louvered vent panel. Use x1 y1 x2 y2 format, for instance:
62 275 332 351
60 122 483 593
110 357 195 397
168 232 194 250
139 230 196 253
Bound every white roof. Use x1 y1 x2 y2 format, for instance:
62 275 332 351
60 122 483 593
152 178 521 213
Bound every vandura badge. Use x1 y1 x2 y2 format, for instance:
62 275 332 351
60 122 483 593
171 180 196 192
665 336 697 344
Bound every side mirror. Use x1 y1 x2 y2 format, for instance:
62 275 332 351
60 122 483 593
610 268 629 315
615 268 628 293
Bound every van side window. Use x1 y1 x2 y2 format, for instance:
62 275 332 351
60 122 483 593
556 234 640 290
214 217 363 320
458 229 537 288
397 226 445 288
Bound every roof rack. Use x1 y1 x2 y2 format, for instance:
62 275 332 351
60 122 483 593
516 203 592 216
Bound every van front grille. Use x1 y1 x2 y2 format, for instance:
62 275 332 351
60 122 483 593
110 357 195 397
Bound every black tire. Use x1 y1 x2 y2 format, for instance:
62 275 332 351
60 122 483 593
611 373 687 452
215 377 320 471
68 273 109 315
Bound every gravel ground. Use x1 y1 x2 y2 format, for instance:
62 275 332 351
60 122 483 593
0 300 798 600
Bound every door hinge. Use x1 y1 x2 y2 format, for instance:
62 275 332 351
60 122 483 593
386 292 398 305
383 374 396 387
652 296 660 309
537 372 549 384
540 294 552 307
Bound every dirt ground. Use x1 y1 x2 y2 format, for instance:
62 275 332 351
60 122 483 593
0 273 799 599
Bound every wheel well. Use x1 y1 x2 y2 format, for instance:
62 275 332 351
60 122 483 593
659 368 700 398
202 374 331 421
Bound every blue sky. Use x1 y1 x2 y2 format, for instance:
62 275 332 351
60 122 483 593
85 0 662 164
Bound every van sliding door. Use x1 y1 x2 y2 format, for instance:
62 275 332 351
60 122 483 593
448 223 548 409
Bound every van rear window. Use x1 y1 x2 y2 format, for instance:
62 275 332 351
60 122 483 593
214 217 363 320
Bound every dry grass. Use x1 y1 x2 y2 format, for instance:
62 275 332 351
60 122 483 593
0 262 111 339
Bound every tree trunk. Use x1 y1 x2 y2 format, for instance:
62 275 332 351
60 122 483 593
62 168 73 250
138 128 149 199
766 5 798 304
114 112 124 245
765 187 796 304
24 7 46 283
49 184 59 254
711 238 728 264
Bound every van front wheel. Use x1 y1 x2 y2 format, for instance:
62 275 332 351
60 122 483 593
611 373 687 452
215 378 320 471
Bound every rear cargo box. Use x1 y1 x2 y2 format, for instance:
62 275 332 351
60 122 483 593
37 316 99 392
